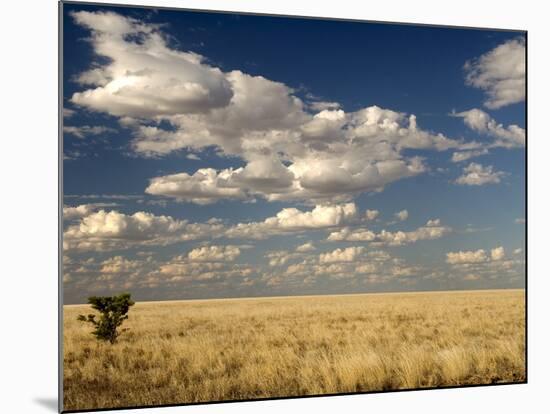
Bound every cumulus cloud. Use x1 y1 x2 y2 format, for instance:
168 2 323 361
375 221 451 246
63 209 224 251
455 162 506 186
70 11 233 117
270 248 421 284
355 263 377 274
70 11 469 204
446 246 506 264
145 168 248 204
445 246 522 284
100 256 141 274
187 245 241 262
262 243 317 268
154 254 253 283
452 108 525 148
490 246 505 261
319 246 365 264
328 219 451 246
225 203 357 239
327 227 376 242
296 242 316 252
64 203 360 251
464 38 525 109
265 251 294 267
128 68 306 158
63 204 97 220
365 209 380 221
63 203 118 220
395 209 409 221
146 159 299 204
426 219 441 227
446 249 488 264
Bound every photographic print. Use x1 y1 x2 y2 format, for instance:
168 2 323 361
60 1 526 412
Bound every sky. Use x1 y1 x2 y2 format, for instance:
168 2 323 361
61 2 526 304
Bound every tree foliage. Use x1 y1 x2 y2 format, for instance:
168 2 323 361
77 293 135 344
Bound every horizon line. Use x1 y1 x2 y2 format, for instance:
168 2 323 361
63 286 525 306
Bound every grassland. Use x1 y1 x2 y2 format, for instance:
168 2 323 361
63 289 525 411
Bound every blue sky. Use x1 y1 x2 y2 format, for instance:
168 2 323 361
62 2 525 304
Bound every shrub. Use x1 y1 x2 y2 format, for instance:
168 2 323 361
78 293 135 344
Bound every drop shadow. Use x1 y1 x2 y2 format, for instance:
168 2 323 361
34 397 58 412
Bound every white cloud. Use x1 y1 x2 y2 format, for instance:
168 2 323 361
446 246 506 264
70 11 470 204
284 156 427 203
367 250 392 261
455 162 506 186
63 125 115 139
446 249 488 264
395 209 409 221
426 219 441 227
186 153 201 161
355 263 377 274
452 108 524 148
327 227 376 242
307 99 341 112
187 245 241 262
490 246 505 261
445 247 523 284
63 204 97 220
100 256 141 274
70 11 233 117
300 109 346 141
64 203 360 251
269 248 421 285
464 38 525 109
266 251 294 267
225 203 357 239
365 209 380 221
63 203 118 220
154 254 253 283
229 157 296 195
328 219 451 246
390 265 420 277
145 168 248 204
515 218 526 224
63 209 224 251
264 247 315 267
375 221 451 246
296 242 316 252
63 107 76 118
319 246 365 264
130 69 306 158
451 148 489 163
145 158 299 204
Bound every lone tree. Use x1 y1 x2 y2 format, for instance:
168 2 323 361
78 293 135 344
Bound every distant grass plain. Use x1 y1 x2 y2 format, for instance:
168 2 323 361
63 289 525 411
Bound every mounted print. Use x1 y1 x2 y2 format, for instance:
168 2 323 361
60 1 526 412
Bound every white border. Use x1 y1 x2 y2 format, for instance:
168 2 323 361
1 1 547 413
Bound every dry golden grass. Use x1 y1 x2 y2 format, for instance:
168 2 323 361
63 289 525 411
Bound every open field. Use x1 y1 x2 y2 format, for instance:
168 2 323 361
63 289 525 411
